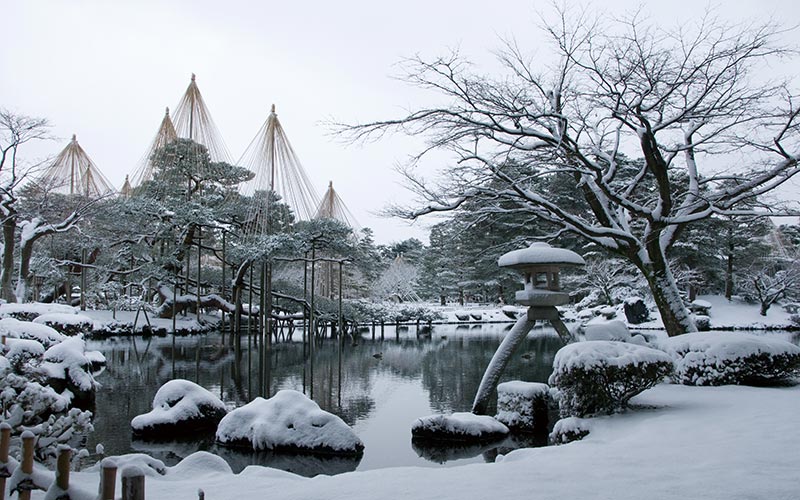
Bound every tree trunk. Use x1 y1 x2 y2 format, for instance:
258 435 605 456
725 233 734 300
760 302 770 316
636 248 697 337
0 217 16 302
15 238 33 303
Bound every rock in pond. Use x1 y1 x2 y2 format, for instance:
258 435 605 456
215 390 363 455
132 379 227 439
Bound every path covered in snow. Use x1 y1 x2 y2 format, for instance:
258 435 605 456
50 382 799 499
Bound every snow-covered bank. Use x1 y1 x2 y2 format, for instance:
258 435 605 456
27 382 800 500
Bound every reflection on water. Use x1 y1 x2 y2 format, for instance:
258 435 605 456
86 323 564 476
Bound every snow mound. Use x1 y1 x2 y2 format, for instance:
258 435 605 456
132 379 227 438
553 340 673 372
85 453 166 477
411 412 509 441
216 390 363 454
33 313 94 335
662 332 800 386
168 451 232 476
0 318 65 348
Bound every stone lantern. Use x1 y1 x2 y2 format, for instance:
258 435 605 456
498 242 585 307
473 241 585 415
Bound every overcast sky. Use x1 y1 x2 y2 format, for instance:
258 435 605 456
3 0 799 244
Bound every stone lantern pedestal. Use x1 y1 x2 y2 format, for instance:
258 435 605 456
472 242 584 415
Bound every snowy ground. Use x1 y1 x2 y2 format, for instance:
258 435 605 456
30 381 799 499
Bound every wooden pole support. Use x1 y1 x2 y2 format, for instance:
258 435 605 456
55 446 71 491
121 465 145 500
99 458 118 500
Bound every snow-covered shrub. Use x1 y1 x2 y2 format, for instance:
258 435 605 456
41 337 102 407
550 417 592 445
663 332 800 386
549 341 674 417
216 390 363 454
495 381 552 432
0 318 65 348
3 338 45 374
411 412 509 442
132 379 227 438
33 313 94 336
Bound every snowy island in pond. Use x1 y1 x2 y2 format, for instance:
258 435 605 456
411 412 509 442
132 379 228 439
215 390 364 455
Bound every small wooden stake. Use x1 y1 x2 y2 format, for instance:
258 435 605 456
121 465 145 500
99 458 117 500
18 432 35 500
55 446 70 491
0 423 11 500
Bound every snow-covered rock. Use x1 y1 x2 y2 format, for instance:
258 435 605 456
623 297 649 324
495 381 551 432
0 318 65 348
216 390 363 454
550 417 592 445
33 313 94 336
132 379 227 438
549 341 674 417
583 320 632 342
411 412 509 442
662 332 800 386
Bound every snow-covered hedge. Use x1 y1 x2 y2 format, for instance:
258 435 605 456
411 412 509 442
132 379 227 438
549 341 674 417
42 337 103 408
216 390 363 454
495 381 552 432
33 313 94 336
662 332 800 386
0 317 65 348
0 303 77 322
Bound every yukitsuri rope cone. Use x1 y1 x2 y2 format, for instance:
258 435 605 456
36 134 116 198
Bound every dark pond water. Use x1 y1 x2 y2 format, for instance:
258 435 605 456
85 323 564 476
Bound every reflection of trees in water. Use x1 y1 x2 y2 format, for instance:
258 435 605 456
419 332 563 414
86 326 563 472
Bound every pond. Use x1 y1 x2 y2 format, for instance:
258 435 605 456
85 323 565 476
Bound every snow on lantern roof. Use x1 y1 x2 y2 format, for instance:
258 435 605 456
498 242 585 269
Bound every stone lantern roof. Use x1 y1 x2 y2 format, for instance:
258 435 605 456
498 242 585 269
498 242 585 307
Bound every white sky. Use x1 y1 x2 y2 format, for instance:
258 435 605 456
3 0 799 244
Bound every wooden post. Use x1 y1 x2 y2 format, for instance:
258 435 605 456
221 230 227 339
55 446 70 491
121 465 145 500
0 423 11 500
196 226 202 323
18 431 35 500
80 249 87 311
99 458 117 500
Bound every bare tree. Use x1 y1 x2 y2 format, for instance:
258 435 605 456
0 109 50 302
742 261 799 316
340 7 800 336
